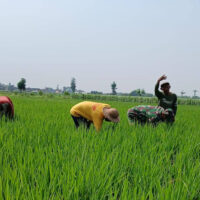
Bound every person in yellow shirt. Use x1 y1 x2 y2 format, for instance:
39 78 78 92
70 101 120 131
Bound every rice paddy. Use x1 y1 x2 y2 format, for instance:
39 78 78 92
0 94 200 199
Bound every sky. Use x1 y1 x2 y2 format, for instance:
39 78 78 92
0 0 200 96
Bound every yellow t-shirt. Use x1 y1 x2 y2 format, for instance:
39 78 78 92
70 101 110 131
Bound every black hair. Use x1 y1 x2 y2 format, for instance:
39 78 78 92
161 82 170 89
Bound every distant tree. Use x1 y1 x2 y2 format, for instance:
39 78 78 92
130 89 151 97
38 90 43 96
193 90 198 97
181 91 185 97
111 81 117 95
64 91 70 96
17 78 26 91
141 89 145 96
136 89 141 96
71 78 76 93
129 90 138 96
136 89 145 96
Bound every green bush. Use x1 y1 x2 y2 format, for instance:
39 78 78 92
38 90 43 96
64 91 70 96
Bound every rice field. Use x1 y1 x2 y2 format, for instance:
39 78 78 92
0 94 200 199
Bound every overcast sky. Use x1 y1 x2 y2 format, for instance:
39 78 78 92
0 0 199 96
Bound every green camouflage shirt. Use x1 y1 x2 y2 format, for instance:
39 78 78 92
127 105 174 125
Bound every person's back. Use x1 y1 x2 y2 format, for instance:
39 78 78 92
70 101 110 122
127 105 174 125
0 96 14 119
70 101 119 131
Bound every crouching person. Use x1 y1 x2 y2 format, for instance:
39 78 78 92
0 96 14 120
70 101 120 131
127 105 174 126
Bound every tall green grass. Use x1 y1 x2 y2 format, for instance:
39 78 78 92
0 95 200 199
71 93 200 105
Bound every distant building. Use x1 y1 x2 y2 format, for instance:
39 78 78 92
26 87 40 93
90 91 103 94
42 87 55 93
8 83 17 91
76 89 85 94
63 87 73 93
55 89 62 94
0 83 17 91
0 83 7 91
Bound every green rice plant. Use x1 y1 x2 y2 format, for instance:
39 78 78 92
0 95 200 199
71 93 200 106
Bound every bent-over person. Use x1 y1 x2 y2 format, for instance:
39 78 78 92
127 105 174 126
70 101 120 131
0 96 14 119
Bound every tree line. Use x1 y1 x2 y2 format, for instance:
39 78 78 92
13 77 199 98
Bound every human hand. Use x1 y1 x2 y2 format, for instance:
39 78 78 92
158 75 167 83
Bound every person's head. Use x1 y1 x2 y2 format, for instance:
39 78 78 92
161 108 174 123
103 108 120 123
161 82 171 94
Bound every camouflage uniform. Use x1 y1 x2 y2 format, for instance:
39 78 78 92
127 105 174 126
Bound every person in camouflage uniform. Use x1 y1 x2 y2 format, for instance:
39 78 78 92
127 105 174 126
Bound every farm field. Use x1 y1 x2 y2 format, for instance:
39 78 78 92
1 95 200 199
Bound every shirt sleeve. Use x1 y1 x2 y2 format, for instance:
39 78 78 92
70 107 80 117
155 82 163 99
148 116 160 125
127 108 136 124
93 117 103 131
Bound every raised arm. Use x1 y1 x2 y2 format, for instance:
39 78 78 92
155 75 167 98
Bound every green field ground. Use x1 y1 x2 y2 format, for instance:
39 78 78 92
0 95 200 199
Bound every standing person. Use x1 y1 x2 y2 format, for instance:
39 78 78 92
155 75 177 115
70 101 120 131
127 105 174 126
0 96 14 119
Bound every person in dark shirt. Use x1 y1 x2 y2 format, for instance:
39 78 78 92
155 75 177 115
